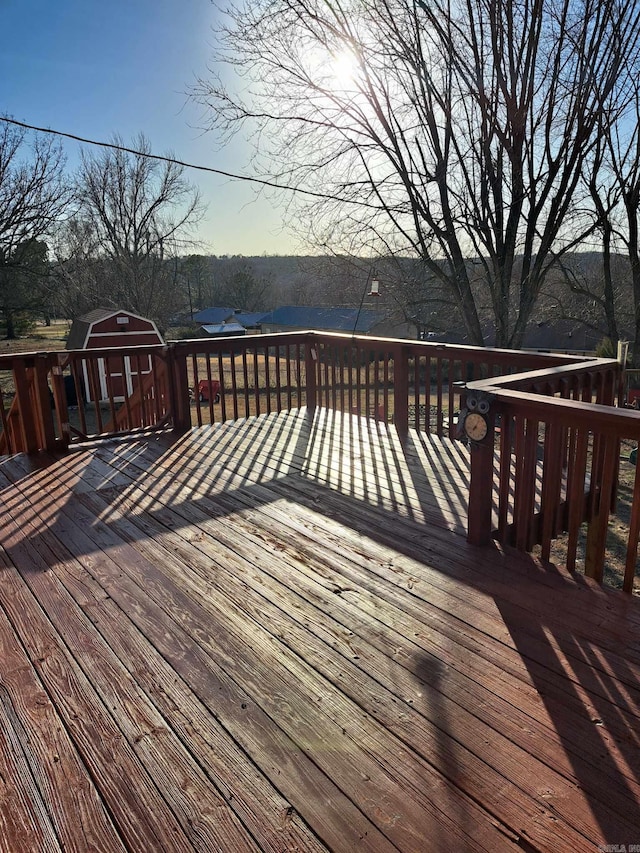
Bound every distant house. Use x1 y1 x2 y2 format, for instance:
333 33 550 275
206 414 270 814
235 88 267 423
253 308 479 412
234 311 269 330
200 322 246 338
192 307 237 325
66 308 164 402
259 305 409 337
522 319 603 353
193 308 268 334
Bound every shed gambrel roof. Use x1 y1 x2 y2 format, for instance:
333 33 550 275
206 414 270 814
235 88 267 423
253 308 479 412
259 305 386 333
66 308 116 350
66 308 162 350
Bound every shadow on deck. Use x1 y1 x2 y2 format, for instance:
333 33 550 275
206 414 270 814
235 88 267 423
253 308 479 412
0 408 639 851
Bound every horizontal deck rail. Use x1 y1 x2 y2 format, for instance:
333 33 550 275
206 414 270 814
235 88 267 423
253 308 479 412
2 331 637 591
464 358 635 587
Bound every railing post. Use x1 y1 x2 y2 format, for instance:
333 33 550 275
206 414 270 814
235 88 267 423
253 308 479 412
33 353 58 452
168 343 191 434
51 358 71 450
393 344 409 439
12 359 39 454
305 334 317 415
467 416 495 546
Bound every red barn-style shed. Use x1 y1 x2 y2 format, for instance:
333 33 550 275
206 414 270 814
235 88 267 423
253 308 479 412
66 308 164 402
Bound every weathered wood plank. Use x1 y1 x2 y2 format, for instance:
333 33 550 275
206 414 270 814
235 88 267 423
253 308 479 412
94 475 638 845
47 480 616 844
57 494 499 852
0 471 395 853
0 610 65 853
2 413 640 853
0 566 125 852
0 488 215 853
0 479 333 852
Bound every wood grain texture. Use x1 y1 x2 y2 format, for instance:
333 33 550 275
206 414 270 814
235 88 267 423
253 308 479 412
1 409 640 852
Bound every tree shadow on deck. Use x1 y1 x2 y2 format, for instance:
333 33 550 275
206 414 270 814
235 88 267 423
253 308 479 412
1 407 640 847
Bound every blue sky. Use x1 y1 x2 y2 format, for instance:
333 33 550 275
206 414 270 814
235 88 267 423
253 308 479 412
0 0 297 255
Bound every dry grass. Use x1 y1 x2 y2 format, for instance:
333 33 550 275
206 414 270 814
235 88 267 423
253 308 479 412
1 324 69 398
544 438 639 595
0 321 69 355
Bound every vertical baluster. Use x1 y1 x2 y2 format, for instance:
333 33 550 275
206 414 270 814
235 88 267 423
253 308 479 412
365 351 371 419
436 357 443 435
623 456 640 592
424 356 431 432
565 428 589 572
539 421 564 561
241 348 250 419
497 410 513 541
230 350 239 420
70 358 88 437
218 350 227 422
447 359 455 438
122 354 133 430
192 353 203 428
352 346 359 415
286 344 292 410
413 355 420 431
87 358 104 434
373 354 380 420
383 352 390 422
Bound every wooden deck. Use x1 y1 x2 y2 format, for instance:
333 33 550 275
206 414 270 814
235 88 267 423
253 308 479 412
1 408 640 852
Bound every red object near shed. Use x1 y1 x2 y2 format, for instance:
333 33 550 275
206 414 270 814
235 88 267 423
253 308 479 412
197 379 221 403
66 308 164 402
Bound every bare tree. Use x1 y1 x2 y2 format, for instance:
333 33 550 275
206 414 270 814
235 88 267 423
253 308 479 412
0 120 70 337
194 0 640 347
73 134 204 328
590 89 640 365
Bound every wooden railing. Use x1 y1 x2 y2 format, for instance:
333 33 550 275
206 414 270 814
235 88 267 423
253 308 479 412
0 345 173 455
463 358 637 587
2 331 637 591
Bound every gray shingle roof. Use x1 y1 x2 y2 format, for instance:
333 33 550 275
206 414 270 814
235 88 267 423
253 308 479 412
66 308 117 350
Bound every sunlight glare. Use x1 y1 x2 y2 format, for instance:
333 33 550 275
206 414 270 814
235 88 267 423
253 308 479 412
330 48 360 90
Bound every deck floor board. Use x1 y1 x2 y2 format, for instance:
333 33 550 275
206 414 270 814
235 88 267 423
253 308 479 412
1 408 640 851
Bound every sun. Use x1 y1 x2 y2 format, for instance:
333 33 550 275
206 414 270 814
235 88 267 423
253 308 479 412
329 48 360 90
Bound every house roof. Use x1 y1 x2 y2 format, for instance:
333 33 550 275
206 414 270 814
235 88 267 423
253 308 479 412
233 311 269 328
260 306 386 333
201 323 246 336
192 307 237 325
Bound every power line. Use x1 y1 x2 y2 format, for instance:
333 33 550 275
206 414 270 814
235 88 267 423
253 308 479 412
0 115 386 211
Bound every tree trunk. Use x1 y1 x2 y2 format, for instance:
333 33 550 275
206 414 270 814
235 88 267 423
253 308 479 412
5 310 16 340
